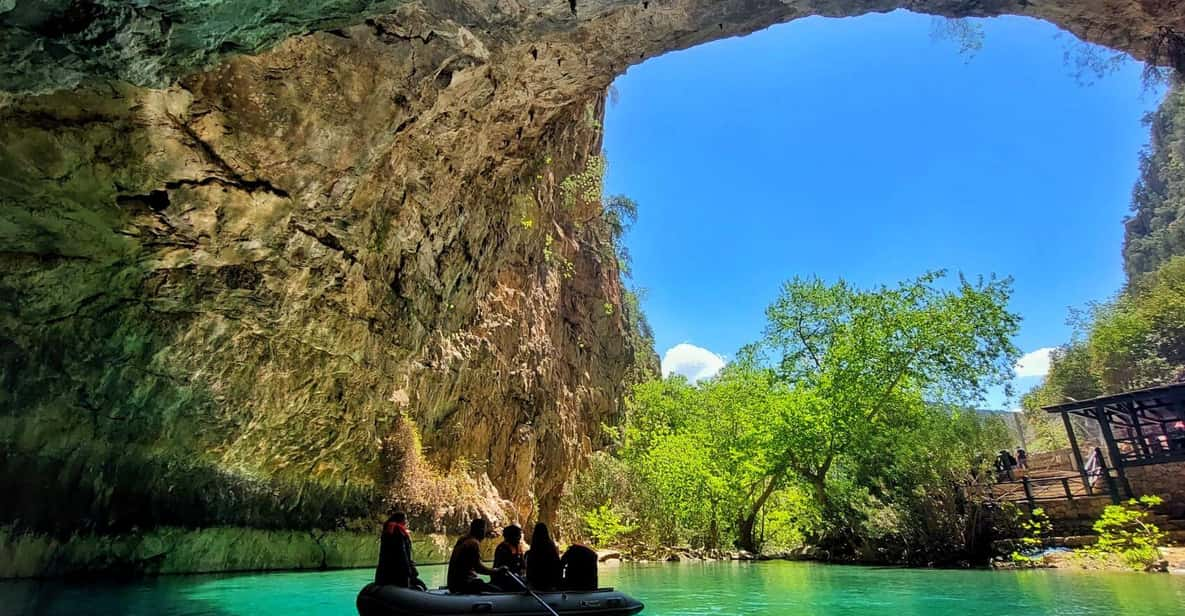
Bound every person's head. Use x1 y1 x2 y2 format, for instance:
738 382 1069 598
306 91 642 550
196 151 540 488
469 518 488 540
503 524 522 544
531 522 555 550
390 510 407 523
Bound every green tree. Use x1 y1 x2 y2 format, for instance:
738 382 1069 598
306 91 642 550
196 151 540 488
1124 83 1185 281
1023 255 1185 429
621 372 778 549
569 272 1022 560
724 271 1020 550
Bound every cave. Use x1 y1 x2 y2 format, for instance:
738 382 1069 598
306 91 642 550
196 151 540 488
1 0 1183 576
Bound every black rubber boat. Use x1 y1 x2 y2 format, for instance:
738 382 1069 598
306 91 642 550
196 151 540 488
356 583 645 616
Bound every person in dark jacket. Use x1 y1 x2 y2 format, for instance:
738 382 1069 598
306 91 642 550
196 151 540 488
492 524 525 589
525 522 562 591
560 543 598 590
375 510 426 589
995 449 1017 481
447 519 503 594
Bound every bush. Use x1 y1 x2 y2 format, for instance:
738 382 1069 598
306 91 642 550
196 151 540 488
1087 495 1167 570
582 501 636 547
1009 507 1052 565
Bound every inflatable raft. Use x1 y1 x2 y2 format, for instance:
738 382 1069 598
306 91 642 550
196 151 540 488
356 583 645 616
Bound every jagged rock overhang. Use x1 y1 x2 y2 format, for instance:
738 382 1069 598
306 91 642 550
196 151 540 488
2 1 1183 96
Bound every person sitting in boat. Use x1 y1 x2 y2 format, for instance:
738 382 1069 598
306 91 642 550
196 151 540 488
492 524 525 589
447 518 505 594
375 510 427 590
525 522 562 591
560 543 599 590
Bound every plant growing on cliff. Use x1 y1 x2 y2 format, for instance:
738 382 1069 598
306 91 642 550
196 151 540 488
560 156 605 210
543 233 555 263
599 194 638 276
929 18 984 59
1086 495 1167 570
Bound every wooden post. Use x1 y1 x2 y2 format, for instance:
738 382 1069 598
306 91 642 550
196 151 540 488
1096 447 1121 504
1022 477 1035 508
1127 403 1152 460
1095 404 1133 499
1062 411 1092 496
1061 477 1074 501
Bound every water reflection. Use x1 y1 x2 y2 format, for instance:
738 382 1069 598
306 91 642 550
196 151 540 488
4 561 1185 615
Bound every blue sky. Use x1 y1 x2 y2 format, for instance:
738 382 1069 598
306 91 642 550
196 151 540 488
602 11 1165 409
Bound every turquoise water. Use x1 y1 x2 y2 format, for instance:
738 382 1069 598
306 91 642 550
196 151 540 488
6 562 1185 615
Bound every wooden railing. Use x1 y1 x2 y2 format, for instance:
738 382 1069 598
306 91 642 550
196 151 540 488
963 448 1122 507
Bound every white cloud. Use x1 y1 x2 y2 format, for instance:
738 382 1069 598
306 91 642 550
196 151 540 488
661 343 726 383
1014 347 1054 378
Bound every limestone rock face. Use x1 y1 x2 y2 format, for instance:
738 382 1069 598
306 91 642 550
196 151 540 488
2 2 644 538
3 1 1184 96
0 0 1183 574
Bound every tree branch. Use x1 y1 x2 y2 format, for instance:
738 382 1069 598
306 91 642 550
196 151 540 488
794 314 824 371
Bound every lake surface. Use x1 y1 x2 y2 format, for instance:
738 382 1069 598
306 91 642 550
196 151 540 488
6 561 1185 615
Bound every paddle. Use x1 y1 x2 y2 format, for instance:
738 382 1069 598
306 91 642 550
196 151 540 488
504 570 561 616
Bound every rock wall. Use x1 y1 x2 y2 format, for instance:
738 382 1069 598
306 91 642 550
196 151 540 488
1 2 645 547
3 1 1184 97
1016 495 1114 535
1126 460 1185 514
2 0 1184 576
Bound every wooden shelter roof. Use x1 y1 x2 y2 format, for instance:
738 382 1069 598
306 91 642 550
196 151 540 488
1042 382 1185 416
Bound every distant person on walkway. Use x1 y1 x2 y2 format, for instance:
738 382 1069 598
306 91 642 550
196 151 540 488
1015 448 1028 477
492 524 525 589
525 522 562 591
560 543 599 591
375 510 426 590
447 519 504 594
995 450 1017 481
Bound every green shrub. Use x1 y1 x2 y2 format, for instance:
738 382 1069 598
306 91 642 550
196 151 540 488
582 501 636 547
1087 495 1167 570
560 156 605 209
1009 507 1052 565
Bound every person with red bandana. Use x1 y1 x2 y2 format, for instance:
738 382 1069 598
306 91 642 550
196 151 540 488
375 510 426 589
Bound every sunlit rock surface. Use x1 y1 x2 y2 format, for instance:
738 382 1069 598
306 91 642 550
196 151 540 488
1 0 1182 576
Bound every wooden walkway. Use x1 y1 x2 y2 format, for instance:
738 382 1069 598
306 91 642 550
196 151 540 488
967 469 1102 504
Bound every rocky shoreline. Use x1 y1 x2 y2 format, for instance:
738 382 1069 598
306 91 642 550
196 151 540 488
595 543 1185 575
594 544 840 566
989 545 1185 574
8 526 1185 579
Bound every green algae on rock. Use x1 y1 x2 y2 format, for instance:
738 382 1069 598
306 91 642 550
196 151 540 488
0 525 452 578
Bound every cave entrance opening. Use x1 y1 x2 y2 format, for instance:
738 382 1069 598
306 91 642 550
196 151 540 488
602 10 1167 411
